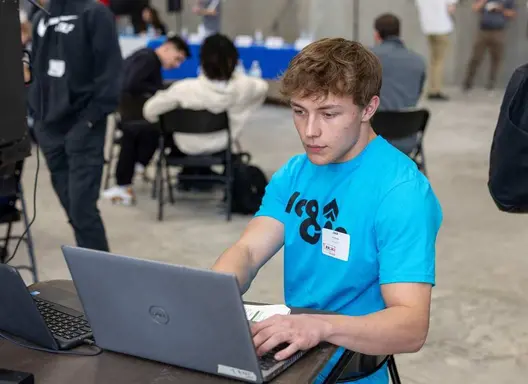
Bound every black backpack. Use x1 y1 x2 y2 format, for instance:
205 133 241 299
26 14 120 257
489 62 528 213
230 153 268 215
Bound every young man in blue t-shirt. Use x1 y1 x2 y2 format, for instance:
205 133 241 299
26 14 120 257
212 37 442 383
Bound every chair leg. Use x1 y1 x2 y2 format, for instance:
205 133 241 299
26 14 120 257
20 185 38 282
103 118 118 190
3 221 13 256
419 152 427 177
225 154 233 221
103 147 113 190
157 155 164 222
387 356 401 384
165 163 175 205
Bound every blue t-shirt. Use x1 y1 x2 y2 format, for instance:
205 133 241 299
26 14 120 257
255 136 442 383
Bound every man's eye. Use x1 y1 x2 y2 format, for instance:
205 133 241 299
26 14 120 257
293 109 305 115
323 113 337 118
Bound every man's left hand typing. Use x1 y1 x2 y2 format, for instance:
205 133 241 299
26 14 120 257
251 314 331 360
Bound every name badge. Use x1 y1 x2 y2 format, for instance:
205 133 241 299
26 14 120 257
48 59 65 78
322 228 350 261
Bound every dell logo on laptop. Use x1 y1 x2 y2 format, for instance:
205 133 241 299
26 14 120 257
149 306 170 325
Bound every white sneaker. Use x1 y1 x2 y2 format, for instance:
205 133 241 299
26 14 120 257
102 186 136 206
135 163 145 175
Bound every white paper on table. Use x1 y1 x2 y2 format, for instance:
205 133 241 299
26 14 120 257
244 304 291 322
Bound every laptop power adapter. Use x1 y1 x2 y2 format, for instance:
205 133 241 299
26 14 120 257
0 369 34 384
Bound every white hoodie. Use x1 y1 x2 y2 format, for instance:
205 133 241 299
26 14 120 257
143 73 269 155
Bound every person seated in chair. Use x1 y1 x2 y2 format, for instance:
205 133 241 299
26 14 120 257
103 35 190 205
211 37 441 383
371 14 426 155
142 33 268 192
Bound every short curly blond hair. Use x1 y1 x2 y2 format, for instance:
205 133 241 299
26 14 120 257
281 38 382 107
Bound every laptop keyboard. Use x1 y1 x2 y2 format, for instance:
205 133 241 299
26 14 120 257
258 343 289 370
34 297 92 343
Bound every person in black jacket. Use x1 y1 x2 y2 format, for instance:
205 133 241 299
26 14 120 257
488 62 528 212
29 0 122 251
103 35 190 205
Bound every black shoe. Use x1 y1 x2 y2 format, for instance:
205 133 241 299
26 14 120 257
462 84 472 93
428 93 449 101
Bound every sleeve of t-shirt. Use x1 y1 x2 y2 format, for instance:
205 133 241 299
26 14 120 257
254 160 294 224
375 178 442 286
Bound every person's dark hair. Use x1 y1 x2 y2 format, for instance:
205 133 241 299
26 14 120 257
374 13 400 40
165 35 191 58
144 6 165 33
200 34 239 81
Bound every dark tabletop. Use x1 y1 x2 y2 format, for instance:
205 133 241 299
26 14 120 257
0 280 341 384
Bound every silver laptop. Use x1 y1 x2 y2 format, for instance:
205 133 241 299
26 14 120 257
61 246 306 383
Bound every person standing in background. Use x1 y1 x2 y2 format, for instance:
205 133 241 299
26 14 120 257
463 0 516 91
193 0 222 36
29 0 122 251
415 0 457 101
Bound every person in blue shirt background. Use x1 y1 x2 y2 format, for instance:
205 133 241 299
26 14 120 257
212 37 442 383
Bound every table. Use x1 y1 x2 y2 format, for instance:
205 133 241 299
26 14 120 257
146 37 300 81
119 35 150 59
0 280 349 384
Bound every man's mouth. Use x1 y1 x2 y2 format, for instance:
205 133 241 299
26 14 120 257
306 145 326 153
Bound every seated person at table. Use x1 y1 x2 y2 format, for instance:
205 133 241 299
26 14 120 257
371 14 426 155
140 5 167 36
211 38 442 383
102 35 190 205
141 33 268 187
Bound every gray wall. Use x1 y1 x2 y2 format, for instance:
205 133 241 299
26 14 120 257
151 0 528 87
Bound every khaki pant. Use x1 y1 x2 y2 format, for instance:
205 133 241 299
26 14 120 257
427 34 450 94
464 29 505 89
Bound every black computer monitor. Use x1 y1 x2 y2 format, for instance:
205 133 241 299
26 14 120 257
0 0 31 169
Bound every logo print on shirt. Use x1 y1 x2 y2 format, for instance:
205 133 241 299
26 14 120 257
37 15 78 37
285 192 347 245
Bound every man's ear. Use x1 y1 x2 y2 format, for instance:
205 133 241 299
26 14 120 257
361 96 380 123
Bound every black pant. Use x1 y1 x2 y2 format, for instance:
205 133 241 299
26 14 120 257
34 119 109 252
115 123 159 186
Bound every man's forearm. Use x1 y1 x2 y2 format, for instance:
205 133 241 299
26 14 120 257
503 9 516 18
196 8 217 16
314 306 429 356
212 243 255 294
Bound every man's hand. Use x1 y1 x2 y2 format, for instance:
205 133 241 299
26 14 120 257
192 5 202 14
251 314 331 361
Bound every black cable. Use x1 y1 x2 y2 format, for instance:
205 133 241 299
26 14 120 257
4 50 40 265
0 331 103 356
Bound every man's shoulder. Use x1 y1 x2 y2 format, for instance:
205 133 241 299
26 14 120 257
400 47 426 69
126 48 155 62
368 138 429 192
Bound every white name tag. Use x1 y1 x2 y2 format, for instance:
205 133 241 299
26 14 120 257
322 228 350 261
47 59 65 78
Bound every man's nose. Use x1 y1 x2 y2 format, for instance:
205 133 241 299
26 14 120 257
305 117 321 138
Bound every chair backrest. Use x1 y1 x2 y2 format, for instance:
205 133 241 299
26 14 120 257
159 108 230 135
118 93 151 122
371 109 430 140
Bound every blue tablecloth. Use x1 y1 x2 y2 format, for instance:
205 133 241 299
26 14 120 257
147 37 300 81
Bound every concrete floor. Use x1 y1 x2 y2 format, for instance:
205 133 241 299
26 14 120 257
12 87 528 383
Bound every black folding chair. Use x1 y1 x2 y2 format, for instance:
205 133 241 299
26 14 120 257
371 109 430 176
324 351 401 384
0 160 38 283
103 93 152 190
155 108 232 222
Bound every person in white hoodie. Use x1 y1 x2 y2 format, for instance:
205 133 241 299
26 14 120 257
103 33 268 204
